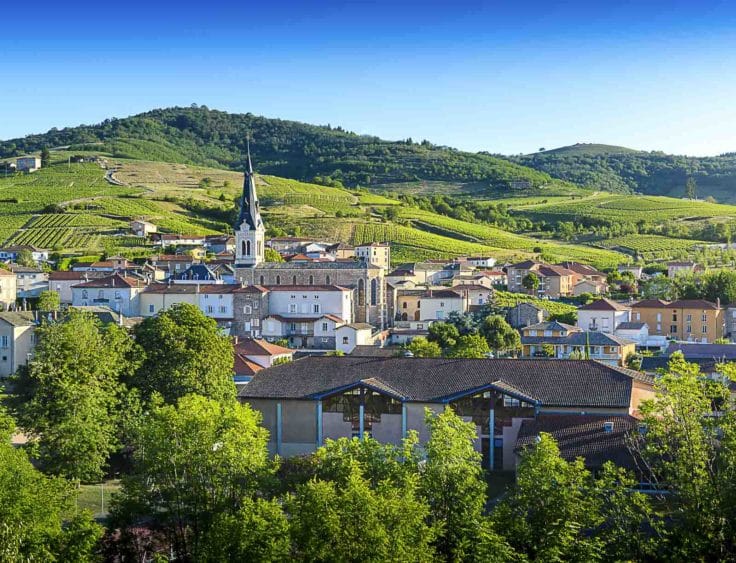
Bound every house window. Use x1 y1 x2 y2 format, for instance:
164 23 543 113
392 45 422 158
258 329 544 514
149 304 155 313
342 336 349 344
656 313 662 322
702 325 708 333
114 291 121 299
702 313 707 322
322 322 328 331
252 318 259 327
219 306 227 313
290 322 297 331
82 290 88 299
670 325 677 333
276 275 281 285
313 304 321 313
672 313 678 321
207 305 214 313
0 336 7 348
503 395 520 407
685 313 691 321
218 294 223 300
402 302 407 309
243 305 252 314
289 304 297 313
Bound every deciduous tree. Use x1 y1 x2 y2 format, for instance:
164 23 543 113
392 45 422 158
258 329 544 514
407 336 442 358
131 303 235 404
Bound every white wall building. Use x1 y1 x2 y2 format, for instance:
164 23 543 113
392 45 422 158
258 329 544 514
71 274 146 317
576 298 631 334
336 323 375 354
266 285 353 323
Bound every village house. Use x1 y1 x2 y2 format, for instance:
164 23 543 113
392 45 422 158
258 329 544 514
450 284 493 311
0 267 17 310
576 298 631 334
506 261 576 298
16 156 41 172
48 271 106 304
667 261 702 278
355 242 391 270
336 323 376 354
233 337 293 384
71 273 147 317
465 256 497 268
204 235 235 254
9 265 48 299
130 220 157 237
506 301 548 329
151 233 207 247
631 299 724 343
452 273 495 289
0 245 49 264
520 323 636 366
239 357 654 470
395 288 465 321
0 311 36 378
232 285 269 338
149 254 195 275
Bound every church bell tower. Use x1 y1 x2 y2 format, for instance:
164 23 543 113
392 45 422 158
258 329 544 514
234 140 265 268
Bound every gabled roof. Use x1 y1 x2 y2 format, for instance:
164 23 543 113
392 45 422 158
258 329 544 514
508 260 539 269
631 299 670 308
234 355 263 377
666 299 720 310
0 311 35 327
537 265 576 277
265 285 350 292
173 264 218 281
49 271 103 281
665 342 736 359
72 273 146 289
515 415 640 470
234 338 293 357
523 320 578 332
337 323 373 331
521 331 636 348
615 322 647 330
239 357 650 408
578 298 630 312
556 261 605 276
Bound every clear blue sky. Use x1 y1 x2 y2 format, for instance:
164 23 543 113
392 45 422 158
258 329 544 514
2 0 736 156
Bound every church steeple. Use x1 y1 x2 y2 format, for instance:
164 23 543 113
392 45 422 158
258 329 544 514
234 139 265 268
236 139 263 232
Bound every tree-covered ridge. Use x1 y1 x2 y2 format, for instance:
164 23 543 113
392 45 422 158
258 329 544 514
0 106 554 190
512 144 736 199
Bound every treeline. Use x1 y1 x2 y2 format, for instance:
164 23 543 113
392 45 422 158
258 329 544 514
0 106 553 189
514 148 736 198
4 304 736 560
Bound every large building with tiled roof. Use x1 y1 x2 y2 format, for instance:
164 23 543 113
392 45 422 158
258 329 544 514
239 356 654 469
506 260 577 298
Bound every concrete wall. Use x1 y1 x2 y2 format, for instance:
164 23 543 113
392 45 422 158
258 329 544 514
406 402 443 443
323 411 353 441
502 418 529 471
371 413 403 444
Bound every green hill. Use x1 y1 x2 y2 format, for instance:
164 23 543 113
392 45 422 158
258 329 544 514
0 106 558 194
535 143 641 156
512 144 736 201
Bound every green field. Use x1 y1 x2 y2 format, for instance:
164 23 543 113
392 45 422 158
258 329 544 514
493 291 579 317
594 234 706 255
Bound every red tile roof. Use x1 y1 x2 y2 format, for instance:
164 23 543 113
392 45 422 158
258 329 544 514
72 273 147 289
234 338 293 356
233 354 264 376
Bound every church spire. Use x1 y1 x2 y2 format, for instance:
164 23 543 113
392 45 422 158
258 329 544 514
236 137 262 231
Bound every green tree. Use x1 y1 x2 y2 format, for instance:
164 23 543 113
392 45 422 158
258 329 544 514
36 289 60 312
131 303 235 404
447 333 491 358
287 462 435 562
427 321 459 349
521 273 539 295
40 146 50 168
685 176 697 200
492 433 603 561
11 310 137 481
111 394 274 561
421 408 486 560
480 315 521 354
16 248 36 267
407 336 442 358
630 354 736 560
264 247 284 263
0 407 102 561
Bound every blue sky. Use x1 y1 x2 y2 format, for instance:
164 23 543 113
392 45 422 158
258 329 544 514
2 0 736 155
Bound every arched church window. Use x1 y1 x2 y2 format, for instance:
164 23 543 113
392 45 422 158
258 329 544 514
370 278 378 305
326 275 331 285
358 279 365 306
246 240 251 256
241 240 247 256
309 275 314 285
293 275 297 285
260 275 265 285
276 275 281 285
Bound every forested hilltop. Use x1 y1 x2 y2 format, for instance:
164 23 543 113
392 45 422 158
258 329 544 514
0 106 554 191
513 143 736 201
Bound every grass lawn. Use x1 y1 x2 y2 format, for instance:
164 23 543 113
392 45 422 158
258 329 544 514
76 479 121 519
